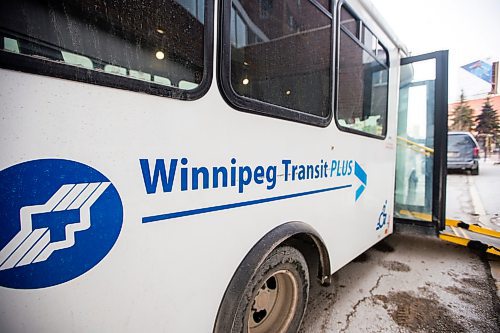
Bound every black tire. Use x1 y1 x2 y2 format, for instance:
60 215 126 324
231 246 309 333
471 165 479 175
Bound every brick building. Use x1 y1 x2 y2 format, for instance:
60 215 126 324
448 94 500 151
448 94 500 124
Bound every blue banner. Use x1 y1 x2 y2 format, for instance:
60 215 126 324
461 60 493 83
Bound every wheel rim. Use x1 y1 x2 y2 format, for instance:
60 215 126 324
248 270 299 333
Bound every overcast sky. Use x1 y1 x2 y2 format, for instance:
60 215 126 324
370 0 500 102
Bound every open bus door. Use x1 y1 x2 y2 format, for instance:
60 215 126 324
394 50 449 233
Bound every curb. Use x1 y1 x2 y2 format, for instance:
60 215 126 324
467 173 500 299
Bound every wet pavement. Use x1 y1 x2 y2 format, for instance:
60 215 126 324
447 158 500 298
300 159 500 332
299 231 499 333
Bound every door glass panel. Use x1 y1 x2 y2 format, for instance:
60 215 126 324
395 59 436 222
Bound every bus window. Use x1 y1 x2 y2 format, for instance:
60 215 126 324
336 5 389 138
104 65 128 76
179 80 199 90
3 37 20 53
340 6 358 37
0 0 210 96
129 70 152 82
154 76 173 86
221 0 333 126
61 51 93 70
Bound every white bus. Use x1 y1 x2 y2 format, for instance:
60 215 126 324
0 0 448 332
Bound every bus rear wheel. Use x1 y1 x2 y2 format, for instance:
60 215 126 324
234 246 309 333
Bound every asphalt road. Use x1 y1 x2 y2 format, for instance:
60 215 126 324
467 157 500 229
299 159 500 333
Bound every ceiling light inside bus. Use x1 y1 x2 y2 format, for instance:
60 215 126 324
242 78 249 85
155 51 165 60
156 28 165 34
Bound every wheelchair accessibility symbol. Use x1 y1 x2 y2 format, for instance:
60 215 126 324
0 159 123 289
376 200 388 231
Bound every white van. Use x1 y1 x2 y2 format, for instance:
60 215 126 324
0 0 448 332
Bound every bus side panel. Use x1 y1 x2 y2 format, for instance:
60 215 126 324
0 1 401 332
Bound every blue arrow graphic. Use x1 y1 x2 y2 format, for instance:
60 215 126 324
354 162 367 201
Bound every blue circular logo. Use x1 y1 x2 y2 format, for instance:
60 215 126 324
0 159 123 289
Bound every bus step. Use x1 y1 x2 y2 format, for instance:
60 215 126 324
440 218 500 256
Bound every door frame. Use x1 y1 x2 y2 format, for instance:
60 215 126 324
395 50 449 233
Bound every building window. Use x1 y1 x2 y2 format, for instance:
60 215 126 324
259 0 273 19
223 0 332 125
0 0 211 98
336 5 389 138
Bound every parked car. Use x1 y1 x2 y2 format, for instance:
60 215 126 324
447 131 480 175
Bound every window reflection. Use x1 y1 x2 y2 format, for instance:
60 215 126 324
337 5 389 137
0 0 206 90
229 0 332 117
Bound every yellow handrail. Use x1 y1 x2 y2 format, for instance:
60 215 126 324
397 136 434 156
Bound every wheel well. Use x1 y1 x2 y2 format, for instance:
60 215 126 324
213 222 331 333
282 232 331 286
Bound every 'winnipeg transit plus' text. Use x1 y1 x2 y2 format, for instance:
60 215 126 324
140 158 355 194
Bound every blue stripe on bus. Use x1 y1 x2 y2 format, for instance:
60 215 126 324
142 184 352 223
